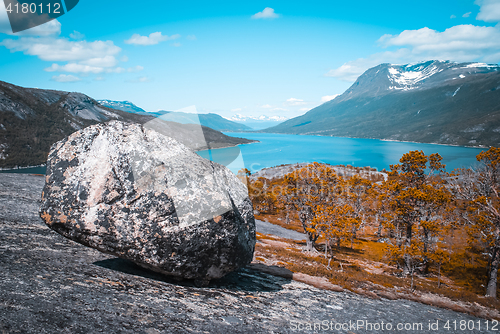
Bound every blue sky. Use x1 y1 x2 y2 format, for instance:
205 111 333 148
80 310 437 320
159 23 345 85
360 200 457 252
1 0 500 118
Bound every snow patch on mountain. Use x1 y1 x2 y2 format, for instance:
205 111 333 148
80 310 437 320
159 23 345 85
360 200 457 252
387 62 442 90
98 100 147 113
463 63 496 69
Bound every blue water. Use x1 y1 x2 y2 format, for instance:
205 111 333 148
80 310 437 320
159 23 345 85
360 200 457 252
0 166 47 174
198 133 487 174
1 133 487 175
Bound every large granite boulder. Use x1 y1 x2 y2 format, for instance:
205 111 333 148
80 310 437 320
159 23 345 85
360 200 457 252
39 121 255 284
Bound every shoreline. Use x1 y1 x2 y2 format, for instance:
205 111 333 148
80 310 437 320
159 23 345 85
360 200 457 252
195 139 259 152
0 164 46 171
249 131 489 150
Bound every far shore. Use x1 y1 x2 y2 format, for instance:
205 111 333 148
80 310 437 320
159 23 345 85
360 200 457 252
244 130 490 150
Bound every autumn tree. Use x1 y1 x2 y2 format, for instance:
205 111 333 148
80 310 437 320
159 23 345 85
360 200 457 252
369 182 397 239
451 147 500 298
386 150 450 275
314 203 360 256
343 175 372 247
282 163 341 252
428 247 450 288
248 177 278 214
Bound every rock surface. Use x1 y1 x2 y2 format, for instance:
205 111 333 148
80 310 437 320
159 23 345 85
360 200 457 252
39 121 255 282
0 173 494 333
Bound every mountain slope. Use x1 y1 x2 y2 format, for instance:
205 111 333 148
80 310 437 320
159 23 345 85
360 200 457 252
264 60 500 147
158 111 253 132
97 100 148 114
99 100 252 131
0 81 254 168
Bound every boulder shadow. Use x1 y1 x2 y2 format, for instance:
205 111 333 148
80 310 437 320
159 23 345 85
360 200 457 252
93 258 292 292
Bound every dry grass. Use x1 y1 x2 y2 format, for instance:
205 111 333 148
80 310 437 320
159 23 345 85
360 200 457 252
254 223 500 319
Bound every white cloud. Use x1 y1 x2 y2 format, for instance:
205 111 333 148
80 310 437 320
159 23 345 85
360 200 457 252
45 63 103 74
251 7 280 19
476 0 500 22
379 25 500 55
0 37 121 62
463 12 472 18
327 24 500 81
19 20 61 36
124 32 180 46
299 108 310 112
187 35 197 40
44 62 142 74
231 108 242 112
94 77 105 81
450 14 457 19
80 55 118 67
70 30 85 40
260 104 272 108
172 42 181 47
121 55 129 62
51 74 81 82
321 94 340 103
286 98 307 106
0 36 132 78
0 16 145 81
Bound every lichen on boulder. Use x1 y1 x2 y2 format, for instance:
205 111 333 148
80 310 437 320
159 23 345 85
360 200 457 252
39 121 255 284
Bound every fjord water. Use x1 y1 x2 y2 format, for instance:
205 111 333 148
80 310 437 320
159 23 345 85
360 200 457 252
198 132 486 174
1 132 486 175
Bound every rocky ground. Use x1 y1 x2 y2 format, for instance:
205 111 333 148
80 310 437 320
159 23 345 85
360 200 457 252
0 173 496 333
250 163 387 182
255 220 305 241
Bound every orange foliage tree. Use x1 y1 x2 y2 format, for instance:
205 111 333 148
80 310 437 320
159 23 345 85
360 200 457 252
281 162 341 252
385 150 450 276
452 147 500 298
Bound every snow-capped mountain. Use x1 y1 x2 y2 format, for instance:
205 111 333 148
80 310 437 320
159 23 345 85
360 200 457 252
264 60 500 147
387 61 498 91
225 114 289 130
340 60 499 99
97 100 147 114
227 114 289 122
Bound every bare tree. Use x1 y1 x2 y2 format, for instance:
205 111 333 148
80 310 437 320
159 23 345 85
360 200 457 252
451 147 500 298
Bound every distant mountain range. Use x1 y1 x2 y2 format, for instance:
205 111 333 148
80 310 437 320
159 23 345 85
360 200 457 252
98 100 253 132
226 114 289 130
98 100 148 114
157 111 253 132
263 60 500 147
0 81 253 169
